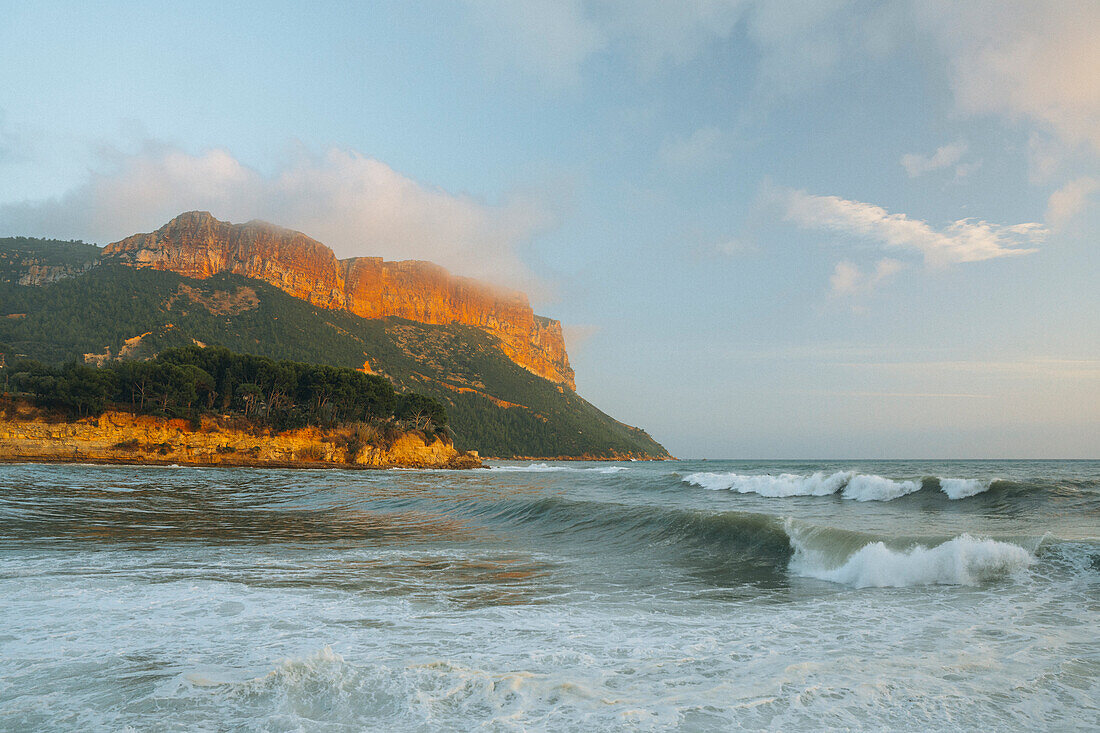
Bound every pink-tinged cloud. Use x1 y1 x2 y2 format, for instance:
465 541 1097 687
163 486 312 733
1046 176 1098 228
0 144 552 290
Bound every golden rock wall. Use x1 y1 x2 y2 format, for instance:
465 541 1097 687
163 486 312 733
105 212 576 389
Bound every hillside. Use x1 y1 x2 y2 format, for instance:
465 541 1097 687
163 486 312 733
106 212 575 388
0 237 669 459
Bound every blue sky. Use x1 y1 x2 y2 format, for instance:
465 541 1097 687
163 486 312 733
1 0 1097 457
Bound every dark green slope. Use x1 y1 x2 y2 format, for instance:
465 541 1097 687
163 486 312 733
0 239 669 459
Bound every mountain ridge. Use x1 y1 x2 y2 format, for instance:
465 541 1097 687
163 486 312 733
0 234 670 459
104 212 575 389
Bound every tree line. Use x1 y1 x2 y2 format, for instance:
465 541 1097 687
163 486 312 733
3 345 448 433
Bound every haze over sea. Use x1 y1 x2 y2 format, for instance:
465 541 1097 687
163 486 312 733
1 459 1096 731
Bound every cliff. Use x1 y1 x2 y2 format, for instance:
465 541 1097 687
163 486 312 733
103 212 576 389
0 403 483 469
0 237 100 286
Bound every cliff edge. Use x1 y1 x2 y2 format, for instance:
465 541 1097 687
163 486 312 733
104 212 575 389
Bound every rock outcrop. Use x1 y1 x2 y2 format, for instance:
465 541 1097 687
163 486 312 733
104 212 576 389
0 405 483 469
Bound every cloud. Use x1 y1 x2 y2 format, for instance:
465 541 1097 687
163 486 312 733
914 0 1100 153
743 0 860 96
0 144 550 288
829 258 904 296
713 236 754 255
780 188 1046 266
461 0 747 84
0 109 30 166
562 323 601 351
596 0 746 71
459 0 1100 162
900 141 968 177
463 0 606 87
1045 176 1098 228
659 126 729 169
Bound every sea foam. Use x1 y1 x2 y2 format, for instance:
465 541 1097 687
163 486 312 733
684 471 992 501
490 463 629 474
938 478 993 500
683 471 850 497
789 533 1034 588
840 474 921 501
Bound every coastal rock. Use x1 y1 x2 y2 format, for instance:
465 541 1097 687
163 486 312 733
104 212 576 389
0 406 482 469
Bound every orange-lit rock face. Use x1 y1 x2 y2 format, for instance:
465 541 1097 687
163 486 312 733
105 212 576 389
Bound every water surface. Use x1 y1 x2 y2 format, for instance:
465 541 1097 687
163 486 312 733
1 459 1097 730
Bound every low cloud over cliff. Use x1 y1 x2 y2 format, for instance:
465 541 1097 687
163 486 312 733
0 143 551 290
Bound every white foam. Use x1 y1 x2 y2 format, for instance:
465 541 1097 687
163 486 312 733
684 471 992 502
841 474 921 502
790 533 1034 588
489 463 629 474
683 471 851 497
939 478 992 500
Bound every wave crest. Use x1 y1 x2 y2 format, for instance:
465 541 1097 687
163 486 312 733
788 530 1034 588
937 477 992 500
489 463 629 474
684 471 994 501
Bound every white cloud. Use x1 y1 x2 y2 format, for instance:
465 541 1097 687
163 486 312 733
900 141 968 177
0 144 550 288
659 126 728 169
1046 176 1099 228
914 0 1100 153
829 258 904 296
467 1 1100 163
781 188 1046 266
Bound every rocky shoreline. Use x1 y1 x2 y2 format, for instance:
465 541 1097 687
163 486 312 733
0 404 483 470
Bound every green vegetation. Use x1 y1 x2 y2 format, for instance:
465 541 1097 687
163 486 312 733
0 239 670 458
7 345 448 435
0 237 100 285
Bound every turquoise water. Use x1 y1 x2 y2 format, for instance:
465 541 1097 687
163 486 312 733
1 459 1097 730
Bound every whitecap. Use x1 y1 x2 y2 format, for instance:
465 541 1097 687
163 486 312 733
789 533 1034 588
684 470 975 502
683 471 850 497
938 478 993 500
489 463 629 474
840 474 922 501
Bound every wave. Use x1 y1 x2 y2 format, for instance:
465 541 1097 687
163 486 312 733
683 471 996 501
454 493 1043 588
683 471 850 497
488 463 630 474
788 525 1034 588
937 477 991 499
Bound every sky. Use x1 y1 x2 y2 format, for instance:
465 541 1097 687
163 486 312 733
1 0 1097 458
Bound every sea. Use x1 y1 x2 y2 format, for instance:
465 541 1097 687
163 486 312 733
0 459 1097 731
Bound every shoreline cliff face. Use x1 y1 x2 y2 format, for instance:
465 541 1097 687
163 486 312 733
0 406 483 470
103 212 575 390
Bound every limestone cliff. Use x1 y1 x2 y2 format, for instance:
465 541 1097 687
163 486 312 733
103 212 576 389
0 405 483 469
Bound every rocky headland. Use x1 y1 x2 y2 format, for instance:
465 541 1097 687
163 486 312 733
104 212 575 389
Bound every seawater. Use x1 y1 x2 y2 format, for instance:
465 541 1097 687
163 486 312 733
0 459 1097 731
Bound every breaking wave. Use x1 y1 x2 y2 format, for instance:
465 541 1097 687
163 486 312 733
787 525 1035 588
488 463 630 474
937 477 991 499
452 493 1043 588
683 471 997 501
